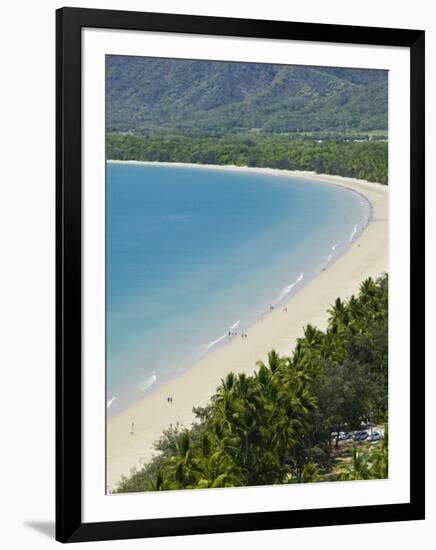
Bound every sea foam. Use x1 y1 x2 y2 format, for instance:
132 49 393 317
106 397 117 409
138 372 157 392
205 333 228 351
276 273 304 302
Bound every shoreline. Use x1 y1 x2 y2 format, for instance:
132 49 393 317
107 160 374 414
107 159 385 194
107 163 388 490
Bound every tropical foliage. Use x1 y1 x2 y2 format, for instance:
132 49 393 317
107 133 388 184
115 274 388 493
338 427 388 481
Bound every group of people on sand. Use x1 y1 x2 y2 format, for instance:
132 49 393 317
228 330 248 339
166 396 173 403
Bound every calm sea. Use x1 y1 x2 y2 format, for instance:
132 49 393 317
106 163 371 414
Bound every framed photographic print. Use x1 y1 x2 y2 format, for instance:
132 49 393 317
56 7 425 543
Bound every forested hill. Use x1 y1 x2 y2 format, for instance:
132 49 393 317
106 57 388 134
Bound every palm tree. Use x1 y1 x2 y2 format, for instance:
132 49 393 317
270 403 300 476
170 431 195 487
256 349 284 374
146 470 166 491
347 294 362 320
319 330 345 364
194 433 242 488
220 372 236 393
338 447 371 481
328 297 348 328
301 324 323 349
212 373 241 431
359 277 381 319
300 462 321 483
360 277 378 300
368 425 388 478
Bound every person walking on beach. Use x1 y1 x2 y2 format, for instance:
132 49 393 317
130 421 134 434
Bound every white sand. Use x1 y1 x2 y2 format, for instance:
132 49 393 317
107 164 388 490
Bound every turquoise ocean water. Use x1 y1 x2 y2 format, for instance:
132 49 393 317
106 163 371 415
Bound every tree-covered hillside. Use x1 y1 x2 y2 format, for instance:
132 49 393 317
106 57 388 134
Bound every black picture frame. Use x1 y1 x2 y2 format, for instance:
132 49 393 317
56 6 425 543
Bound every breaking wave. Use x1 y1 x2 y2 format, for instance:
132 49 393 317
106 397 117 409
276 273 304 302
137 371 157 392
205 333 227 351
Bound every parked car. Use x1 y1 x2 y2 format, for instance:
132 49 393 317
353 430 369 441
367 431 381 442
332 431 354 442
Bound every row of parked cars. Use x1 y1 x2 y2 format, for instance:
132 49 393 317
334 430 383 443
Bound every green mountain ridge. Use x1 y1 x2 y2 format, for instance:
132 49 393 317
106 57 388 134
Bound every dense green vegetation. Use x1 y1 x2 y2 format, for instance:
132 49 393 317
107 57 387 134
338 430 388 481
107 133 388 184
115 274 388 493
106 57 389 183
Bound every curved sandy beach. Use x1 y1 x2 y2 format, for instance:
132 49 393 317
107 165 388 490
